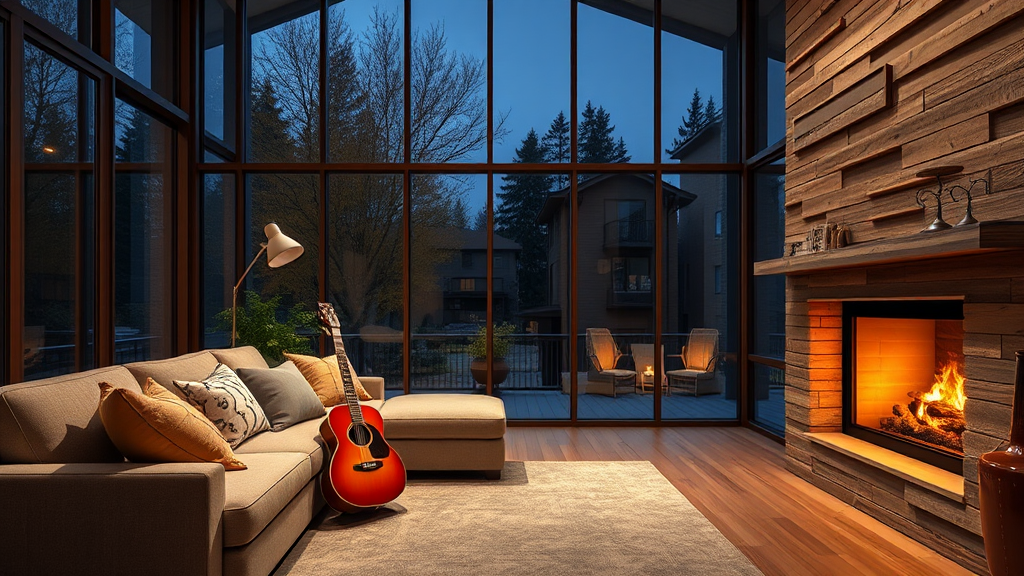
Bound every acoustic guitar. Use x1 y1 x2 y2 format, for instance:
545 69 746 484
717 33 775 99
316 302 406 513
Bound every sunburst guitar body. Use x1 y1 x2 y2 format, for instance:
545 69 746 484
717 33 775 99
317 302 406 513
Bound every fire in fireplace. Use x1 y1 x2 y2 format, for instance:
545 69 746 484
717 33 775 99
843 300 965 473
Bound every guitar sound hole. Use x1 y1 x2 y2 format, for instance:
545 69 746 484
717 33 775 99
347 423 372 447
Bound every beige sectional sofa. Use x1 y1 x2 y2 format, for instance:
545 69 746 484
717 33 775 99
0 346 506 576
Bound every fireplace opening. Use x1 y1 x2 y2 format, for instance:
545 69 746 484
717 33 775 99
842 300 964 474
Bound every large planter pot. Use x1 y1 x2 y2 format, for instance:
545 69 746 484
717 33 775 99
469 357 510 388
980 350 1024 576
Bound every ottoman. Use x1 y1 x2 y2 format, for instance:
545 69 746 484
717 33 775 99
379 394 506 479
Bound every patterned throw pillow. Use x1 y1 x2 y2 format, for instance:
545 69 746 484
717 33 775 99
283 352 373 406
97 379 247 470
173 363 270 448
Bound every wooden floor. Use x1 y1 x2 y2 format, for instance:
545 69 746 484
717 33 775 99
505 427 977 576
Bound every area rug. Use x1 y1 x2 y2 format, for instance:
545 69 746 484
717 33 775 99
273 461 763 576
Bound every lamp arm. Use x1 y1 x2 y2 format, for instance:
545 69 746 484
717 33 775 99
231 243 268 347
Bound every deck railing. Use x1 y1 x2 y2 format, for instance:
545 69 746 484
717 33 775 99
341 332 695 391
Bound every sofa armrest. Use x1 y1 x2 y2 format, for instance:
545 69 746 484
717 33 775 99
0 462 226 576
359 376 385 400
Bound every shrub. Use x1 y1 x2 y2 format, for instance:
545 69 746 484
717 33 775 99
215 291 317 364
466 322 516 359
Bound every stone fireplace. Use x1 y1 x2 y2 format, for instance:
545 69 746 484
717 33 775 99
760 241 1024 575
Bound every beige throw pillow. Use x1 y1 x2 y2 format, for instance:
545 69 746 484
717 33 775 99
283 352 373 406
97 379 247 470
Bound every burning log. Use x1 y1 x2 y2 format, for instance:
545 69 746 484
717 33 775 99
880 404 964 452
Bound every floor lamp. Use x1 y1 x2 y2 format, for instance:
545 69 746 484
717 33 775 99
232 223 304 347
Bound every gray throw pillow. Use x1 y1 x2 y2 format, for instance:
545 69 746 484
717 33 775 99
236 361 327 432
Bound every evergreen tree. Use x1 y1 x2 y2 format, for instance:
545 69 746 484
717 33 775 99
683 88 706 137
613 136 631 163
249 79 297 162
704 94 720 125
495 129 551 311
578 101 621 164
542 111 571 189
667 88 722 154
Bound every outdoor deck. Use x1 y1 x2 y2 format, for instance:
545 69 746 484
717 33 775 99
384 388 785 423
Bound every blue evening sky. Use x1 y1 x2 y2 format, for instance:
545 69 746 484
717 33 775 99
253 1 745 216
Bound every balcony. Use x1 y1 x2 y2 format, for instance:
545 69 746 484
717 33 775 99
607 288 653 308
604 219 654 248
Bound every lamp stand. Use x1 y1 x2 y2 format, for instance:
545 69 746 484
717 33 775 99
232 243 268 347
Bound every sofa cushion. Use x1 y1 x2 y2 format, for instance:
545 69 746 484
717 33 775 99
173 364 271 448
361 399 384 412
236 362 326 432
222 452 311 547
209 346 270 371
0 366 140 464
284 352 373 404
234 417 327 474
125 351 221 399
379 394 506 440
98 379 247 470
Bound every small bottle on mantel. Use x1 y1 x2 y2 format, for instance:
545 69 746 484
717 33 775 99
979 350 1024 576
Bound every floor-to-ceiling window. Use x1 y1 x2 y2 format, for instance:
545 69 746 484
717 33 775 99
748 0 786 435
6 1 185 383
197 0 789 429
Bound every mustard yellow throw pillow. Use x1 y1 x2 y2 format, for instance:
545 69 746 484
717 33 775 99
98 379 247 470
283 352 373 406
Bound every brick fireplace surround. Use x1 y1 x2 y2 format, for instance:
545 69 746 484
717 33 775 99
783 251 1024 574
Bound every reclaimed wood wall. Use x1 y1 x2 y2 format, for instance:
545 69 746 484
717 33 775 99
785 0 1024 246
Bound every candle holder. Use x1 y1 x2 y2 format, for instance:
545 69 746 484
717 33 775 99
915 166 963 233
947 172 990 226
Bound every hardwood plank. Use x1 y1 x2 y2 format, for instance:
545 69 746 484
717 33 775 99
794 65 889 140
788 17 846 72
866 205 924 223
788 0 944 106
794 71 892 152
925 33 1024 110
992 100 1024 140
890 1 1024 81
505 428 975 576
816 63 1024 176
901 113 990 168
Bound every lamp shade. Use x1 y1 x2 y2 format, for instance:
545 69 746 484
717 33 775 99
264 223 303 268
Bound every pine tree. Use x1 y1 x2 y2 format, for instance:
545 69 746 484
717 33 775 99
704 94 720 124
578 101 620 164
683 88 706 137
495 129 551 311
667 88 721 154
613 136 631 163
542 111 571 189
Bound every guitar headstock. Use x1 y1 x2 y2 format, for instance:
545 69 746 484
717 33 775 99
317 302 341 331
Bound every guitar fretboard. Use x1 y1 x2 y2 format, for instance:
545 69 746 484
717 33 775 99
329 326 365 425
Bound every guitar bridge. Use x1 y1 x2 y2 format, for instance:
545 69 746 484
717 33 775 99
353 460 383 472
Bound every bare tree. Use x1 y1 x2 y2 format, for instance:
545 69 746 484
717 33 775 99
248 6 494 332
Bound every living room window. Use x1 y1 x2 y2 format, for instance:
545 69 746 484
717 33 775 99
0 0 785 435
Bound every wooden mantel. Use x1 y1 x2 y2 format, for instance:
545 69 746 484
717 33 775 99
754 220 1024 275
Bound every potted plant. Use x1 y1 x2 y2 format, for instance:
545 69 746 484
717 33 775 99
466 322 515 388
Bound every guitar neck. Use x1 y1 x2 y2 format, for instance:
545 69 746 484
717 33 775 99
329 327 364 424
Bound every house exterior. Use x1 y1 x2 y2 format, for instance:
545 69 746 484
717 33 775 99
534 174 695 338
423 228 521 327
670 120 734 337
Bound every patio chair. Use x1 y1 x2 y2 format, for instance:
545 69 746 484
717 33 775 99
585 328 636 397
630 343 664 394
666 328 721 396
